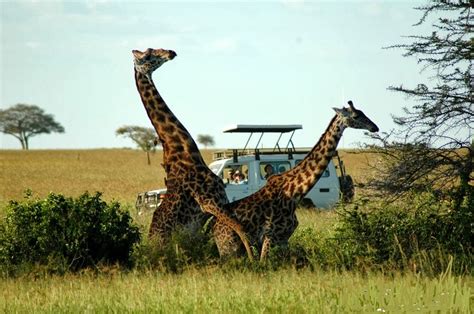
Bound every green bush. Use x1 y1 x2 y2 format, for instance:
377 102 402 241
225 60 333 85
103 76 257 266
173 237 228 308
0 191 141 275
334 192 473 274
133 220 219 273
286 227 333 270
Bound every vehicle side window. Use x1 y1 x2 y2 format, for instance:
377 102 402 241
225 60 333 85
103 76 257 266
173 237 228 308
146 194 157 203
223 164 249 185
295 159 330 177
136 195 143 205
260 162 290 180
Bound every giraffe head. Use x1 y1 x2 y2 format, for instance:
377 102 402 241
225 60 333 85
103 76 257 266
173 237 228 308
333 101 379 132
132 48 177 77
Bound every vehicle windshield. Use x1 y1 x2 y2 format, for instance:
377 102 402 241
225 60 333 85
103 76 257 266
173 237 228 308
223 164 249 185
209 163 221 175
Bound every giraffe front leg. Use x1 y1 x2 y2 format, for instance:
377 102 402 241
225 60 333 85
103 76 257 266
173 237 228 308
148 197 177 245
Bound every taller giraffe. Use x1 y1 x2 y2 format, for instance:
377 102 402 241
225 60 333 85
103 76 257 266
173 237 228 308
132 48 253 260
213 101 379 260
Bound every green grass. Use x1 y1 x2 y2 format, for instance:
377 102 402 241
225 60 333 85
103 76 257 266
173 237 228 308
1 268 470 313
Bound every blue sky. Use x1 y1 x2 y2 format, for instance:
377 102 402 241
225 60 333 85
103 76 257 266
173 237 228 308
1 0 428 150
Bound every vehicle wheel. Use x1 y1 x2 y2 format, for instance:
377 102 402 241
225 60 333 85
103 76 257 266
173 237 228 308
299 198 315 209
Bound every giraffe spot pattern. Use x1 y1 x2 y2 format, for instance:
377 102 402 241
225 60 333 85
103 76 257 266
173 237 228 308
156 113 166 123
163 124 176 134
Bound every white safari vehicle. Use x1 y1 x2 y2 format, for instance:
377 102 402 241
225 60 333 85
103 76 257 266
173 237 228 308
136 125 354 213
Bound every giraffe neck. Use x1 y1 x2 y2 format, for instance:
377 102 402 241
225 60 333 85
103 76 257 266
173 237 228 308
134 69 205 166
282 114 346 198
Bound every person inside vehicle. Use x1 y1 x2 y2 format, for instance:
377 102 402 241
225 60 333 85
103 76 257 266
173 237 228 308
264 164 274 179
278 166 287 174
232 170 246 184
228 169 235 184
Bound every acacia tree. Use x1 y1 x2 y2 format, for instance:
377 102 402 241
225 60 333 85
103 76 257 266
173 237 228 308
197 134 215 148
116 125 159 165
0 104 65 150
369 1 472 209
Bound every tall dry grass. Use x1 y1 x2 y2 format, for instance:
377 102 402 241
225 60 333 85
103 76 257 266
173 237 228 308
0 148 376 206
0 149 218 205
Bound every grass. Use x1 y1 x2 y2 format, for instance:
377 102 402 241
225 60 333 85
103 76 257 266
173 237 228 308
338 149 381 187
0 149 164 205
0 148 376 206
0 149 216 206
1 267 470 313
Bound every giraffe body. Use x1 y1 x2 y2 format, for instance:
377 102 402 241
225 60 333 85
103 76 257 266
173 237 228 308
132 48 253 260
213 103 379 260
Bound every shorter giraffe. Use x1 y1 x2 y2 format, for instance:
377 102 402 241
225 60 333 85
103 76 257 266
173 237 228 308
132 48 254 260
213 101 379 260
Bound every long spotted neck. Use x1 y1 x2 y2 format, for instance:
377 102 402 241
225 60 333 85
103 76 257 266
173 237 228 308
282 114 346 198
134 69 205 165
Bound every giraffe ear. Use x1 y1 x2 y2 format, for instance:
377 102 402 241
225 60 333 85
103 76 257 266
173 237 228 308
347 100 356 111
132 50 143 58
333 107 343 114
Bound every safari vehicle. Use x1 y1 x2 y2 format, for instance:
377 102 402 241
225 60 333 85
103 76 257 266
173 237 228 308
135 125 354 213
135 189 167 214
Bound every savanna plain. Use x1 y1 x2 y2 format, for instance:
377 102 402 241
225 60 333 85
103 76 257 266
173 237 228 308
0 149 472 313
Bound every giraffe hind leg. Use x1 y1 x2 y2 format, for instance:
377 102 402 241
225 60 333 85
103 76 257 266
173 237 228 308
148 196 183 245
260 236 272 262
212 221 246 258
198 201 254 261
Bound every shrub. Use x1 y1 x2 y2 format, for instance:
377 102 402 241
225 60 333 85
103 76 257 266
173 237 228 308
133 220 219 273
286 227 333 270
334 192 473 274
0 191 141 275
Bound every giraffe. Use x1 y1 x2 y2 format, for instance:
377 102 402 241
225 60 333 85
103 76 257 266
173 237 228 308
213 101 379 260
132 48 253 260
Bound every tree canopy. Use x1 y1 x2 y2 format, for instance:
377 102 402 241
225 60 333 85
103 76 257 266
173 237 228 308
197 134 215 148
0 104 65 150
116 125 158 165
369 0 472 209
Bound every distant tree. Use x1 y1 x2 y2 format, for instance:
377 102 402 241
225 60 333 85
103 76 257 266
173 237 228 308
116 125 159 165
0 104 65 150
369 1 473 209
197 134 215 148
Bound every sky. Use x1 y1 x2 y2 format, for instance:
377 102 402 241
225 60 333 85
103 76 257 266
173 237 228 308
1 0 430 150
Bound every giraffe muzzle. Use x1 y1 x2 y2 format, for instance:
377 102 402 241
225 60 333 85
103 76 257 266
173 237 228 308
167 50 177 60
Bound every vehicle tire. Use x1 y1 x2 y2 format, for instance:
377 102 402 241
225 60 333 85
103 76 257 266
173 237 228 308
340 175 354 202
299 198 315 209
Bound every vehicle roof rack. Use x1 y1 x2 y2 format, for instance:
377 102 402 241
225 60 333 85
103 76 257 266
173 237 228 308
223 124 302 133
215 124 304 162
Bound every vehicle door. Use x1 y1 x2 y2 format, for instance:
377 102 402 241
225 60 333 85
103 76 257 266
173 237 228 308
294 159 339 208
